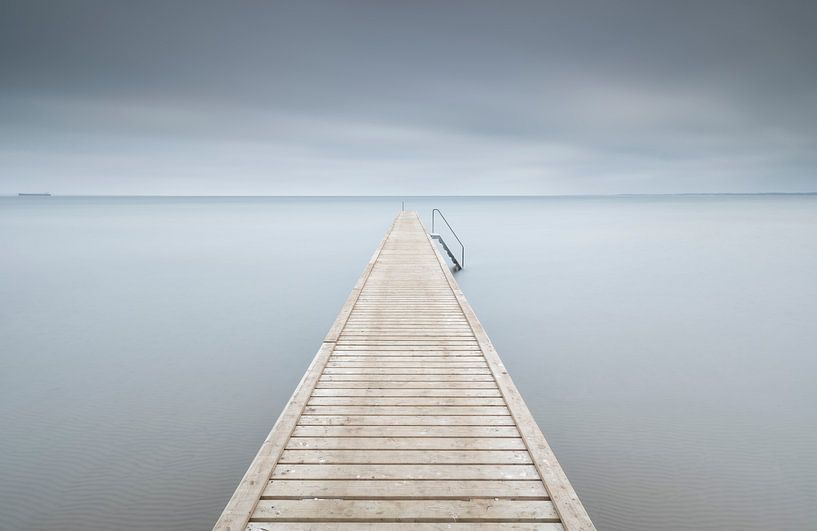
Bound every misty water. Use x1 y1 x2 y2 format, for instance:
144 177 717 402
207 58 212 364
1 195 815 530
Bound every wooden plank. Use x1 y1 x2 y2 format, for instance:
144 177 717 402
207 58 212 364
321 367 491 375
345 315 466 318
354 298 459 301
319 373 494 381
340 332 473 336
338 333 476 338
278 449 533 464
341 327 472 331
302 406 510 416
307 397 506 406
355 302 460 310
346 314 465 317
332 346 483 351
341 328 472 331
346 300 465 305
326 358 487 365
340 326 472 330
337 334 473 338
297 415 515 426
355 302 459 310
349 308 464 311
321 371 490 378
330 351 482 356
358 298 457 303
326 360 487 366
345 312 467 316
344 316 469 319
310 388 501 397
344 319 470 323
334 343 482 348
350 301 462 304
271 464 541 481
247 522 563 530
350 312 468 316
315 380 498 389
251 499 558 522
317 375 496 382
291 425 519 437
324 363 489 368
262 479 548 499
286 437 528 450
342 325 470 328
346 308 462 311
340 327 475 332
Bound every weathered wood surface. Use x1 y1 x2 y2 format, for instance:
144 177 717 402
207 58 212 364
215 212 594 530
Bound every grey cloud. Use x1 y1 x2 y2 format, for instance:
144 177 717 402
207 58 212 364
1 0 815 194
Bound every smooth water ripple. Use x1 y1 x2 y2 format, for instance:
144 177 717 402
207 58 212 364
1 195 815 530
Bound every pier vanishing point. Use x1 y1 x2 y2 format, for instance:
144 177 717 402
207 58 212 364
215 211 594 530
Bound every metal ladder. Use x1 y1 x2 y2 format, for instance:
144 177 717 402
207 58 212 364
430 208 465 271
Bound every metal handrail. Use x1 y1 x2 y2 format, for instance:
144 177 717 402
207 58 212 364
431 208 465 269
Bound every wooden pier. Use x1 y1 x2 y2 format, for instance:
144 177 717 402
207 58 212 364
215 212 594 530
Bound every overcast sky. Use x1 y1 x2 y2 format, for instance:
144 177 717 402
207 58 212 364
1 1 815 195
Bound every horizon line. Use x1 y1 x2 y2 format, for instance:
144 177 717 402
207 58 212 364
3 192 817 198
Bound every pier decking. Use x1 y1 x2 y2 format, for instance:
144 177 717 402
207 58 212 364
215 212 594 530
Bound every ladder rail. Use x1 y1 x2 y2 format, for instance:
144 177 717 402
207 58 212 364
431 208 465 270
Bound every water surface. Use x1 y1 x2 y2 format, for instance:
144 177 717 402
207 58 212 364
1 195 815 530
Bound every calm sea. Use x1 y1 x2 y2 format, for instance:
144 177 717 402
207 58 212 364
1 195 815 530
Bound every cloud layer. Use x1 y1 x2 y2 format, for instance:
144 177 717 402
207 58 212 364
1 1 815 194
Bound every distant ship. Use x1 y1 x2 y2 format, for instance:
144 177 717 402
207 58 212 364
18 193 52 196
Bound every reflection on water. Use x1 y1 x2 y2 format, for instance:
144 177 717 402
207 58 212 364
1 195 815 530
